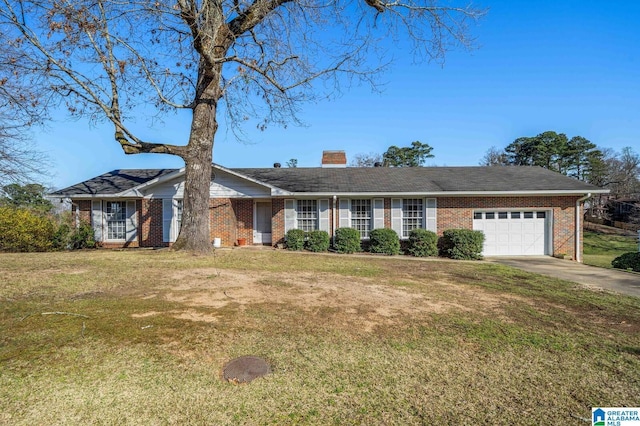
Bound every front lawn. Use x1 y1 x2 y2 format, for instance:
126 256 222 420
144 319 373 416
583 230 638 268
1 250 639 425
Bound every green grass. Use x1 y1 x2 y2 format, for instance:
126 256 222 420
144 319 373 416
1 249 639 425
583 231 638 268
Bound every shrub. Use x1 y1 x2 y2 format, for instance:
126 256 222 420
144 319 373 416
51 214 96 250
407 228 438 257
285 229 306 251
306 230 330 252
369 228 400 255
440 229 485 260
0 207 55 252
334 227 361 254
612 252 640 272
69 222 97 249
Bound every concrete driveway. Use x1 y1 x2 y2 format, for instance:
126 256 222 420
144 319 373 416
488 256 640 298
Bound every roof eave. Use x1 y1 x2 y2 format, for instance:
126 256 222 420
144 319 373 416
282 189 610 197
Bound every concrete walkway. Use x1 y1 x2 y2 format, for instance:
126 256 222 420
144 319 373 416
488 256 640 298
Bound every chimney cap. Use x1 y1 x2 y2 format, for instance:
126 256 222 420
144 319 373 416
273 162 281 168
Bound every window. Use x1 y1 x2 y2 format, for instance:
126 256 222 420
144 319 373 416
474 212 482 220
485 212 495 219
402 199 423 238
536 212 546 219
498 212 508 219
511 212 520 219
297 200 317 231
351 199 372 238
106 201 126 240
176 199 183 230
524 212 534 219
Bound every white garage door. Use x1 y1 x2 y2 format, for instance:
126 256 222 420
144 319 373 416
473 211 549 256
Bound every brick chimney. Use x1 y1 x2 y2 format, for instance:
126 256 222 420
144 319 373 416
321 150 347 168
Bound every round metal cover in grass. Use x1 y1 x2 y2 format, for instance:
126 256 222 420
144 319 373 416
223 356 271 383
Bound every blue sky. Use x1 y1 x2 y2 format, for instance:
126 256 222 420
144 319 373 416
39 0 640 190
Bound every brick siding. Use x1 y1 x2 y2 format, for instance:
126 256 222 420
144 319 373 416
80 195 582 258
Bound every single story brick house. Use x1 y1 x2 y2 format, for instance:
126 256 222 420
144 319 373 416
51 152 607 261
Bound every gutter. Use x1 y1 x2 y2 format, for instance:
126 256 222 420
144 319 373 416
575 193 591 262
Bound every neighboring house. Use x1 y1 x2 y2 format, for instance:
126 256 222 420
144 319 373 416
50 151 608 261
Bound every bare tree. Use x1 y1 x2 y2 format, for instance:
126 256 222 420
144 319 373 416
479 146 508 166
0 0 485 252
0 31 50 185
349 152 383 167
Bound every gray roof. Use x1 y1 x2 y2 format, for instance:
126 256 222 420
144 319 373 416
52 165 604 197
233 166 603 193
51 169 177 196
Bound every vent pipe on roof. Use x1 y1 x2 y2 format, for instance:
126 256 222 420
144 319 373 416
273 163 281 168
374 162 383 167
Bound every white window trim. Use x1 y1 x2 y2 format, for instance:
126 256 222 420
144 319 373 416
285 199 330 233
105 200 127 242
392 198 437 239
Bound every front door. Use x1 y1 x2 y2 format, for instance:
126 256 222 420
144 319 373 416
254 202 272 244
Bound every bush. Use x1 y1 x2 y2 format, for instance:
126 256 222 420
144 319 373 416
306 230 330 252
440 229 485 260
69 222 97 249
612 252 640 272
369 228 400 255
51 214 96 250
407 228 438 257
0 207 55 252
334 227 361 254
285 229 306 251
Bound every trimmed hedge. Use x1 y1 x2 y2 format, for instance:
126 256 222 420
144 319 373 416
440 229 485 260
285 229 306 251
306 230 330 252
369 228 400 255
612 252 640 272
334 227 361 253
407 228 438 257
0 207 55 252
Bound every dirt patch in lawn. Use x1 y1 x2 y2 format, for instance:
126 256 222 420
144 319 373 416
134 268 522 331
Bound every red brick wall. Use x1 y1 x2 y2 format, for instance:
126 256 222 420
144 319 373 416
437 196 579 259
272 198 285 246
74 200 91 224
208 198 236 247
140 199 167 247
232 199 254 245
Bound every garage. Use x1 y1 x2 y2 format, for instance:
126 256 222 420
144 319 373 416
473 210 549 256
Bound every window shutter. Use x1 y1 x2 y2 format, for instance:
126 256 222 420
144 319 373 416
425 198 437 232
373 198 384 229
91 200 103 242
318 199 330 232
172 199 181 242
338 199 350 228
126 201 137 243
391 198 402 236
284 199 296 232
162 199 173 242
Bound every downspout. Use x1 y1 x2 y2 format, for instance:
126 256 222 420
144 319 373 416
332 195 337 247
575 193 591 263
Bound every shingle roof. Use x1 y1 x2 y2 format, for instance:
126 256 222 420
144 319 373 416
51 169 178 196
232 166 603 193
51 166 604 197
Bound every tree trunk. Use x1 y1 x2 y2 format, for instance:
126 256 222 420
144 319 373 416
171 73 220 253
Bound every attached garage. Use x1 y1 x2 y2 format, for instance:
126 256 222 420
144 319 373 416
473 210 549 256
